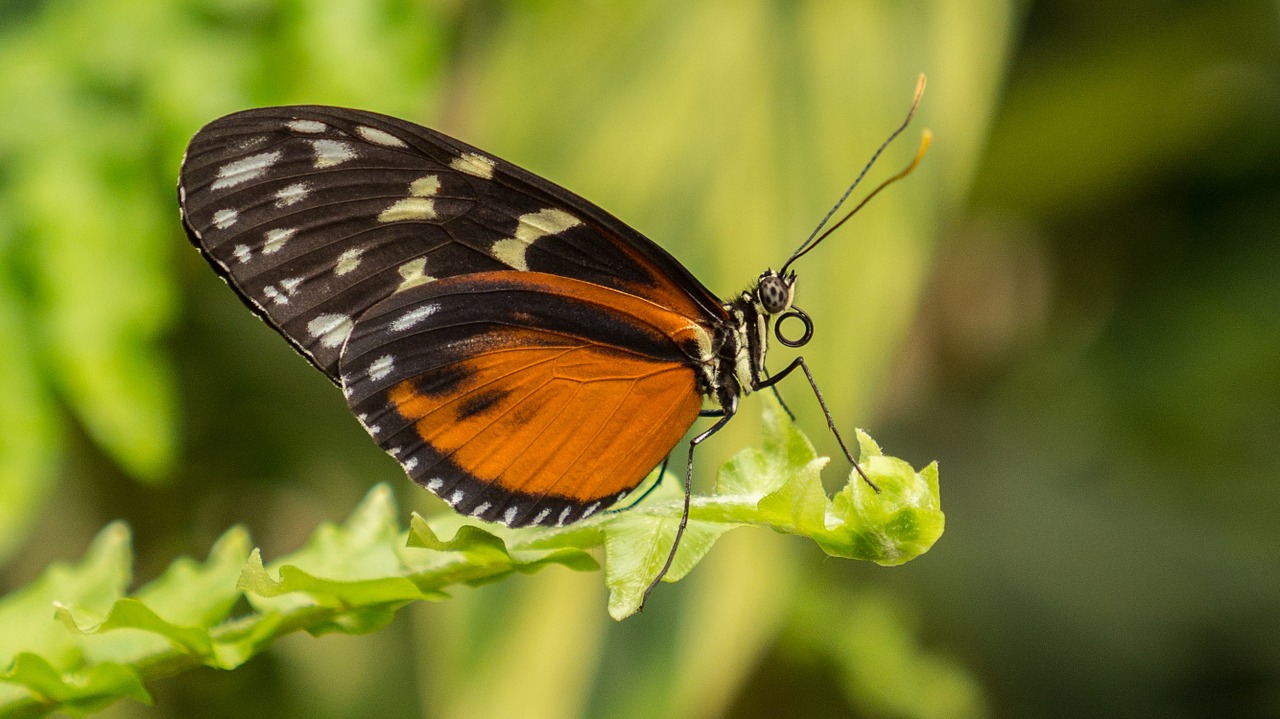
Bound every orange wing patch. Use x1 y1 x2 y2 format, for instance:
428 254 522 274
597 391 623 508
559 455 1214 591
389 341 701 503
340 270 715 526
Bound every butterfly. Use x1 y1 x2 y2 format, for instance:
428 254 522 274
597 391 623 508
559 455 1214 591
178 76 927 598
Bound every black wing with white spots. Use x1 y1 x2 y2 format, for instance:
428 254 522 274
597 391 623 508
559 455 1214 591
178 105 726 384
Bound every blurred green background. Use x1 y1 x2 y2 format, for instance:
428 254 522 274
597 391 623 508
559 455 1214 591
1 0 1276 717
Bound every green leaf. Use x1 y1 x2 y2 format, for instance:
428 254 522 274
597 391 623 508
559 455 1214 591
54 527 251 667
55 600 213 666
236 488 598 640
0 523 133 717
237 486 437 637
600 398 945 619
242 486 418 612
0 523 131 671
824 433 944 565
406 518 514 564
752 404 832 530
405 515 601 585
0 412 941 715
3 652 150 716
131 527 252 628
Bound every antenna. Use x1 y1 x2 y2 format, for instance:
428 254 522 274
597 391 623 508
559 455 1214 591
780 74 930 276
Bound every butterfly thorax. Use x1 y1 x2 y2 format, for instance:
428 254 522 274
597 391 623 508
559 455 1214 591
705 269 798 414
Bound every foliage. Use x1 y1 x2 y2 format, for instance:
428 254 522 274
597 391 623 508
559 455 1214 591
0 405 941 717
18 0 1272 716
0 0 452 564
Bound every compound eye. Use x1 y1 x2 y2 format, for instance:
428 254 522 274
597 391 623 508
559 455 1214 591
758 274 793 314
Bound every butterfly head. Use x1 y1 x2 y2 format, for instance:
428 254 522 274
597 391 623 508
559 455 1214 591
755 269 797 315
750 268 813 350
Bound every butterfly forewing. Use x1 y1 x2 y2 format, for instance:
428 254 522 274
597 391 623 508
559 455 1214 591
340 271 707 526
178 106 727 383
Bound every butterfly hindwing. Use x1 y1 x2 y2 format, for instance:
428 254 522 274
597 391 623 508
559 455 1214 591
339 271 708 527
178 105 727 383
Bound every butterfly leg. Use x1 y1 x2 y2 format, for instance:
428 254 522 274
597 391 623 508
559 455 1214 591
760 366 796 421
756 357 879 491
641 408 735 606
618 408 724 512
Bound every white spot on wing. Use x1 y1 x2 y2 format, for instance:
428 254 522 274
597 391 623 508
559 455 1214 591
211 151 282 190
471 502 491 517
492 208 583 271
274 182 309 207
447 490 464 507
378 197 436 222
377 176 441 223
262 278 302 306
517 208 582 241
354 414 382 435
212 209 238 229
533 508 551 525
409 176 441 195
367 354 394 381
310 139 356 168
307 313 354 348
450 152 495 179
556 507 572 526
502 506 519 526
403 457 419 471
232 245 251 263
390 304 439 332
426 477 443 491
490 238 529 271
356 125 408 147
263 227 296 254
396 258 435 292
287 119 327 133
582 502 601 519
334 248 363 276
